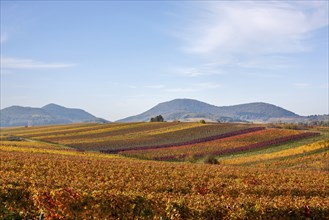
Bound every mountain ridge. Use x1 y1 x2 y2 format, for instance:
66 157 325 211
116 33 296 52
117 98 300 123
0 104 108 127
1 99 326 126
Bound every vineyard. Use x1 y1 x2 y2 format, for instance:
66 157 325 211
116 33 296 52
1 122 329 219
1 122 256 151
120 129 319 161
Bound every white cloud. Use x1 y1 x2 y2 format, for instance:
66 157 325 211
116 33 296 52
293 83 311 89
173 62 224 77
1 57 76 69
293 83 328 89
177 1 328 56
145 85 165 89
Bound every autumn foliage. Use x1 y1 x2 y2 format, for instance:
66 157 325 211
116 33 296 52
1 122 328 219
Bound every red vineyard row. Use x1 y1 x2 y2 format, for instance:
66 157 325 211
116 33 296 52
101 127 265 154
154 132 320 161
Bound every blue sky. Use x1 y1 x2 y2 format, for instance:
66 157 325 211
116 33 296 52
1 1 328 121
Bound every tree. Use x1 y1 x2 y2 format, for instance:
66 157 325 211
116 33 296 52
150 115 164 122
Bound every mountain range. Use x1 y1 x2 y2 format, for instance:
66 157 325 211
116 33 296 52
1 99 327 127
117 99 300 123
0 104 107 127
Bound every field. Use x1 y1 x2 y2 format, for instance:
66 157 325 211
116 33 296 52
1 122 258 151
1 122 329 219
121 129 319 161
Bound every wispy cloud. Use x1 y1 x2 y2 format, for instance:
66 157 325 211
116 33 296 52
1 57 76 69
128 85 138 89
174 67 203 77
177 1 328 56
128 83 221 92
243 72 281 79
320 83 329 89
0 69 14 76
0 33 8 44
173 62 224 77
293 83 311 89
194 82 222 89
166 88 196 93
145 85 165 89
237 56 294 69
293 83 328 89
172 1 328 71
166 82 222 93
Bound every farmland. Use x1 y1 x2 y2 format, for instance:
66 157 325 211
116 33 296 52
1 122 257 151
121 129 319 161
1 122 329 219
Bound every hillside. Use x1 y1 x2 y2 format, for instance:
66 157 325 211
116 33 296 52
0 122 256 151
42 103 98 122
118 99 299 122
0 104 107 127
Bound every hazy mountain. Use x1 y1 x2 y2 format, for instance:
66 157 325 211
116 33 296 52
42 103 97 122
117 98 299 123
0 104 108 127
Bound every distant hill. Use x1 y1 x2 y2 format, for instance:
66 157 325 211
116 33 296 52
42 103 99 122
0 104 108 127
117 98 300 123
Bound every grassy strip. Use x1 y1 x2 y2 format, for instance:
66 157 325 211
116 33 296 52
0 123 97 136
238 147 329 167
217 134 327 161
192 132 320 159
1 137 74 152
16 123 110 138
25 138 75 150
32 122 174 140
0 145 122 158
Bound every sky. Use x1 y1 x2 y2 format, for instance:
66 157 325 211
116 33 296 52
1 1 328 121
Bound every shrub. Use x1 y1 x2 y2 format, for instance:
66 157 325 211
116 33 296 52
187 154 199 163
204 156 219 165
5 136 23 141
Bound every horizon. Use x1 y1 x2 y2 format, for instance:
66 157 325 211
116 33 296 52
1 1 328 121
1 98 326 122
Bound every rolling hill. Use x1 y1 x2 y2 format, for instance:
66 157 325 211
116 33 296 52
0 104 108 127
117 98 299 122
